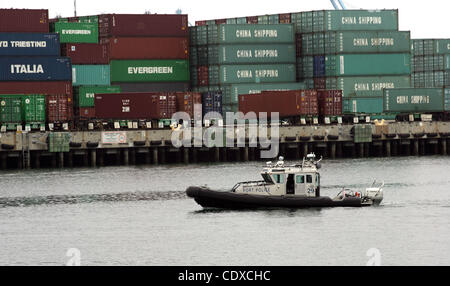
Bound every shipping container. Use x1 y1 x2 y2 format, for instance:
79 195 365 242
46 95 71 122
312 10 398 32
0 81 72 97
239 90 318 117
0 33 60 56
343 96 383 114
51 22 99 43
74 85 121 107
202 91 223 117
54 15 99 23
325 75 411 98
116 82 190 93
0 9 49 33
210 64 296 85
0 57 72 81
383 88 447 113
72 65 110 86
323 53 410 76
323 31 410 54
98 14 188 38
434 39 450 55
103 37 189 60
76 107 96 119
175 92 202 118
222 82 307 105
207 44 296 65
61 43 109 64
317 90 342 116
110 60 190 83
207 24 295 44
94 92 177 120
0 95 22 124
22 94 46 124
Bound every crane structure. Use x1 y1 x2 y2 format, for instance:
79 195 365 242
330 0 347 9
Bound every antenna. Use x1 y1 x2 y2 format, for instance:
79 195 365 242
176 8 182 15
74 0 77 17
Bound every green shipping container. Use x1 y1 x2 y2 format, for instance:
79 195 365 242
313 10 399 32
22 94 45 124
57 15 98 23
343 96 383 114
72 65 111 86
222 82 307 105
212 64 296 85
324 31 410 54
209 24 295 45
383 88 446 113
207 44 296 65
0 95 22 124
51 22 99 43
110 60 190 83
74 86 122 107
326 75 411 98
435 39 450 55
325 53 411 76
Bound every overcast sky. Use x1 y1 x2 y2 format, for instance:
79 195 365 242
2 0 449 38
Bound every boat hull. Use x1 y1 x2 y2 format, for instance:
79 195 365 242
186 187 365 209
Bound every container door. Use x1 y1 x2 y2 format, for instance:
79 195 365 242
295 175 306 195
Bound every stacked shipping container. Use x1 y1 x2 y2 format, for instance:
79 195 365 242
0 9 72 130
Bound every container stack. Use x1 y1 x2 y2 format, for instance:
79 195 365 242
51 15 120 122
411 39 450 88
190 22 305 118
0 9 72 131
296 10 412 119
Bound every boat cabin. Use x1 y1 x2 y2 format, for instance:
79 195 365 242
233 155 322 197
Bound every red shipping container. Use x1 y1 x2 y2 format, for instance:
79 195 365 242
239 90 319 118
279 13 291 24
215 19 227 25
314 78 326 90
0 9 49 33
195 20 207 26
0 81 73 119
61 43 109 64
76 107 96 119
197 66 209 86
318 90 343 116
247 16 258 24
102 37 189 60
94 92 177 120
98 14 188 38
46 95 70 122
175 92 202 118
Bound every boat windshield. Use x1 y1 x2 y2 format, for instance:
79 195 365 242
261 173 274 184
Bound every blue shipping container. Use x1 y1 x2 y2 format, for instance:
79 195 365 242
0 57 72 81
313 56 326 77
0 33 60 56
202 91 223 118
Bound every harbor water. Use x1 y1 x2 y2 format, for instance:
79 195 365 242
0 156 449 266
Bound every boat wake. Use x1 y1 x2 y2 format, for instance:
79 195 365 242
0 191 188 208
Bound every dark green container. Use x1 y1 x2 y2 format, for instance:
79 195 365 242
383 88 446 113
325 75 411 98
74 86 122 107
22 94 45 125
207 44 296 65
213 64 296 85
0 95 22 124
325 53 411 76
51 22 99 43
313 10 399 32
209 24 295 45
110 60 190 83
343 96 383 114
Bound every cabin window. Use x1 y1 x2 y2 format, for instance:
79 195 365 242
262 174 274 184
296 175 305 184
273 174 285 184
306 175 313 184
316 174 320 185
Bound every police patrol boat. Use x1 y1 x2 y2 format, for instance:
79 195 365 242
186 154 384 209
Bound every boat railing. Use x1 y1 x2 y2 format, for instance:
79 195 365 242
232 181 267 192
